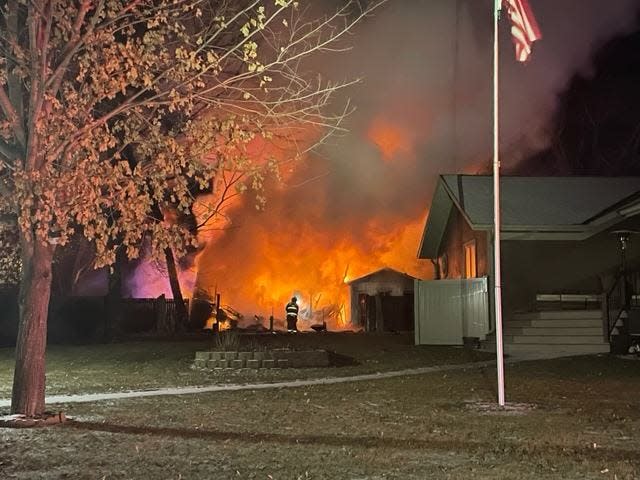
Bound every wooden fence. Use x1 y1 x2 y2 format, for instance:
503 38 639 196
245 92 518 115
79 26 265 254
0 294 191 345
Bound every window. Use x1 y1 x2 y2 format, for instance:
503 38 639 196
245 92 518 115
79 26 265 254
439 253 448 279
464 240 477 278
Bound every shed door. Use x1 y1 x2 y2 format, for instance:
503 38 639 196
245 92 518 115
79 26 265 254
414 278 489 345
381 294 414 331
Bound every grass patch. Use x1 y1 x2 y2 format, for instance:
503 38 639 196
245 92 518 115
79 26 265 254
1 356 639 479
0 333 492 397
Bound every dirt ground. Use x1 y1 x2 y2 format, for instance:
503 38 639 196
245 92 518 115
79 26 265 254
1 335 639 479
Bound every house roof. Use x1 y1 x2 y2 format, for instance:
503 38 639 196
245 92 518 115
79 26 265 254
346 267 418 285
418 175 640 259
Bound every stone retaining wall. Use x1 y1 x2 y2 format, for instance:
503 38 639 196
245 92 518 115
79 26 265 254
194 348 330 369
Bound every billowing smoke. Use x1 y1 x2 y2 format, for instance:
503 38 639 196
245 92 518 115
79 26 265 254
129 0 640 326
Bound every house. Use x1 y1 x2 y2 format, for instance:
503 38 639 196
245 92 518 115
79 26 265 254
416 175 640 356
348 268 416 332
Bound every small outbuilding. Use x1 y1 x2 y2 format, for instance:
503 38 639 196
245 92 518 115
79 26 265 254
348 268 416 332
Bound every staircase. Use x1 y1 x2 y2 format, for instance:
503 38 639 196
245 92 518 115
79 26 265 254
483 309 610 358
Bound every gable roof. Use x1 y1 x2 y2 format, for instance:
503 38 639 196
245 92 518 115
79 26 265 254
346 267 418 285
418 175 640 259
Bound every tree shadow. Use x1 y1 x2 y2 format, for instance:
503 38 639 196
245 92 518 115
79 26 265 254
327 350 359 367
64 420 637 463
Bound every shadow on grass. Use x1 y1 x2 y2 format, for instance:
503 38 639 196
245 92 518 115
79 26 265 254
327 350 359 367
65 420 637 463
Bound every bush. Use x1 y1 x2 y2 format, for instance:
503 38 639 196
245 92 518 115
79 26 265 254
214 329 241 351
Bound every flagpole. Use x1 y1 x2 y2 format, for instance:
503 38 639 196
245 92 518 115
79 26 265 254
493 0 506 407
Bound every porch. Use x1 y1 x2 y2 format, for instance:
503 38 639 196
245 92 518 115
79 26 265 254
414 279 612 358
482 300 609 358
482 270 640 357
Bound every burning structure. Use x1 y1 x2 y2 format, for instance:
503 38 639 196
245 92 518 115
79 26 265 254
348 268 417 332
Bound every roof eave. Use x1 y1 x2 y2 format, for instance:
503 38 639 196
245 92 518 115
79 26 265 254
417 177 456 259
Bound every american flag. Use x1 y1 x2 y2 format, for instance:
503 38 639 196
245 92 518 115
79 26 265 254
502 0 542 62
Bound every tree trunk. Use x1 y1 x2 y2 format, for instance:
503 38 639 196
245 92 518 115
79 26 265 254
164 247 188 331
11 240 55 416
104 248 125 342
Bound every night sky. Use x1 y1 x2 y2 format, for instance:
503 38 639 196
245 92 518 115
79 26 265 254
520 9 640 175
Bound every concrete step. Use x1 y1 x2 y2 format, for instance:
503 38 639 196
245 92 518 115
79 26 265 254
513 310 602 321
486 325 602 339
507 318 602 328
536 293 601 303
535 294 601 312
508 335 607 345
536 302 601 311
505 326 603 336
482 342 610 357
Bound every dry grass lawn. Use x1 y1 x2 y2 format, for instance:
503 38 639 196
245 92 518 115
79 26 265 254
0 335 639 479
0 333 491 397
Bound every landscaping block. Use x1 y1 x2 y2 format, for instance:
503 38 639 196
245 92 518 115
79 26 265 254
224 351 238 361
195 351 211 361
238 352 253 362
210 351 225 361
232 359 245 369
262 359 276 368
271 349 290 360
197 349 330 369
247 359 261 369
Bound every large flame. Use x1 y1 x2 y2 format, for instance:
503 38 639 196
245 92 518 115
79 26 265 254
127 114 433 330
191 116 431 330
194 210 429 330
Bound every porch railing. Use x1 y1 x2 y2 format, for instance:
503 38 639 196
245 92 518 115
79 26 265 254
604 269 640 339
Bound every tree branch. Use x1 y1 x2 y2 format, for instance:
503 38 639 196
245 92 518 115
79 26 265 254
46 0 95 100
0 85 25 147
5 0 26 148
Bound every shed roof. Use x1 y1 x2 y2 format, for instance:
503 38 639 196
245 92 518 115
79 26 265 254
418 175 640 259
347 267 418 285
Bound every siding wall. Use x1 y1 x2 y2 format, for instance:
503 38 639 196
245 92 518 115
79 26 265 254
414 277 490 345
440 208 488 279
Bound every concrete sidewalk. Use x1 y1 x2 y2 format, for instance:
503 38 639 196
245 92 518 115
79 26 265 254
0 360 496 408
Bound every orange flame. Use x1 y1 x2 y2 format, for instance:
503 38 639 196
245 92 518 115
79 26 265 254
132 114 434 330
193 207 430 330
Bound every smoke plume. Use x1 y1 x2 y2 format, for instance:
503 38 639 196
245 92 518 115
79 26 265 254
130 0 640 326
